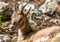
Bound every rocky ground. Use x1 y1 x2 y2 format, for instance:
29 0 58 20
0 0 60 42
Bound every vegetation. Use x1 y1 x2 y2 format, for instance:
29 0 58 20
0 13 3 25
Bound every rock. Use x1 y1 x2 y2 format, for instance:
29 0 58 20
0 1 9 12
3 35 11 42
39 0 58 14
51 33 60 42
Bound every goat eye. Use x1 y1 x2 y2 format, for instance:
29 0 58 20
24 9 27 12
2 7 5 10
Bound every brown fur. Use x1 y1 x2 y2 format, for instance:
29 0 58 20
13 14 32 35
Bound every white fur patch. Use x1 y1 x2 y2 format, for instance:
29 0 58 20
17 29 24 42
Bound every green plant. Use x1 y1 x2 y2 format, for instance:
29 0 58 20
0 13 3 25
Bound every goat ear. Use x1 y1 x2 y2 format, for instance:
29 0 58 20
23 9 28 15
26 7 31 15
28 7 31 14
23 7 31 16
